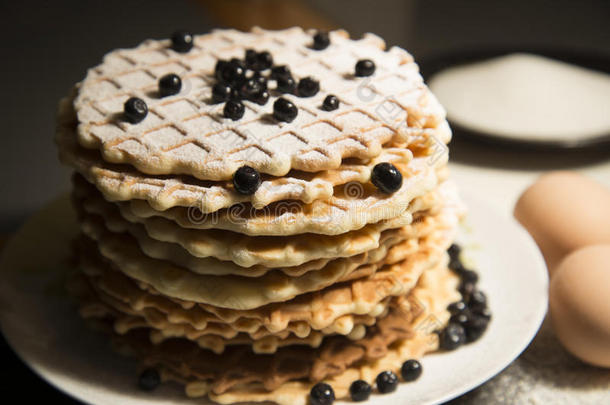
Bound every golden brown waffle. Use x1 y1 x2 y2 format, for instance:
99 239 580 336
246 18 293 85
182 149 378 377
58 94 434 213
100 263 460 405
74 178 421 269
73 27 450 181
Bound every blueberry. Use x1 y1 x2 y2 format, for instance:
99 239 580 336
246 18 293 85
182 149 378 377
439 323 466 350
171 30 193 53
252 72 268 90
468 290 487 312
138 368 160 391
212 82 232 104
273 97 298 122
449 257 465 272
461 269 479 284
230 57 246 70
219 60 246 85
246 50 273 71
473 305 492 320
270 65 291 80
355 59 375 77
245 49 258 68
447 301 467 316
251 90 269 105
449 311 471 327
297 77 319 97
376 370 398 394
310 382 335 405
459 280 476 301
464 314 490 343
123 97 148 124
349 380 372 402
276 76 296 94
233 166 261 195
312 31 330 50
158 73 181 97
322 95 339 111
400 359 423 382
448 244 461 260
223 100 245 121
371 162 403 193
214 60 230 81
238 78 263 100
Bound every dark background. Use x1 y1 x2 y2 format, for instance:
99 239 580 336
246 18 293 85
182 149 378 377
0 0 608 403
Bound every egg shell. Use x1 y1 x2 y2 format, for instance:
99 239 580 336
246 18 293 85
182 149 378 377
514 171 610 275
549 244 610 368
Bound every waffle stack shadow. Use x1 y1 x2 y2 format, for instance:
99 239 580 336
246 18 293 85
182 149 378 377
57 27 465 405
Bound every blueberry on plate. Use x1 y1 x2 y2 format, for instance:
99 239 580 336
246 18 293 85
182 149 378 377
468 290 488 312
376 370 398 394
449 311 471 327
460 269 479 284
349 380 371 402
464 313 490 343
459 280 477 301
448 244 461 260
447 300 467 316
439 323 466 350
310 382 335 405
400 359 423 382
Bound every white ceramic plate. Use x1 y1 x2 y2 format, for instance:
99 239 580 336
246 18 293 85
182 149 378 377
0 191 548 405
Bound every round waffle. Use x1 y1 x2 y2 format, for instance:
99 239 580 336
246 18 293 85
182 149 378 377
72 27 449 181
100 261 460 405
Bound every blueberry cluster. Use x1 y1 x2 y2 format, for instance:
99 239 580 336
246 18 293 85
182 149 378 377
439 244 492 350
310 359 423 404
122 31 377 130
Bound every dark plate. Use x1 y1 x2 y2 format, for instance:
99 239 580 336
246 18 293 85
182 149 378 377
419 48 610 150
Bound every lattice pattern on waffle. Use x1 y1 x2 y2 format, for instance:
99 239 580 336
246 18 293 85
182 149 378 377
77 188 444 278
59 96 441 212
73 27 450 180
75 207 454 318
78 210 416 310
101 263 460 405
74 212 448 352
77 272 381 354
120 155 447 237
75 182 418 270
73 253 387 341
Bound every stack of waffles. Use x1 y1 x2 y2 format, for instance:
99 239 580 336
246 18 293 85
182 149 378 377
56 27 464 405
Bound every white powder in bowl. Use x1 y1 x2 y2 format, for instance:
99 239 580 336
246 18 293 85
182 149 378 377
429 53 610 142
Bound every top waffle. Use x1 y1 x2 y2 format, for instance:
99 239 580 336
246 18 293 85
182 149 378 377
74 27 448 180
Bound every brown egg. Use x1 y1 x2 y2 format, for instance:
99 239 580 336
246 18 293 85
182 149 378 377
514 171 610 275
549 244 610 367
